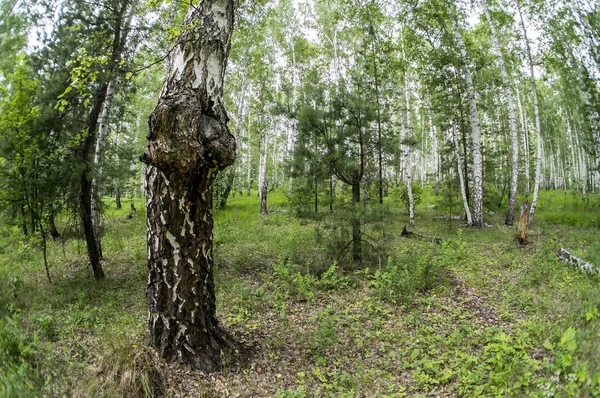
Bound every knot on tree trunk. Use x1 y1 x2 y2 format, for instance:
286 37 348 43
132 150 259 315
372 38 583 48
145 93 235 174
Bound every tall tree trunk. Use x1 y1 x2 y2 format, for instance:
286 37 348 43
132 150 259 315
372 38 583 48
80 0 133 280
430 112 439 196
259 129 268 215
80 84 107 280
403 76 415 225
246 107 252 196
399 33 415 225
453 20 484 227
220 39 250 209
516 85 531 197
21 205 28 236
352 181 361 263
142 0 237 372
91 0 137 234
91 79 116 233
517 2 543 225
48 210 60 239
373 43 383 205
452 120 473 225
482 0 519 225
115 183 122 209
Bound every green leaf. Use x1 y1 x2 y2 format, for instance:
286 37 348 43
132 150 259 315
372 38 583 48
542 340 554 351
410 348 420 361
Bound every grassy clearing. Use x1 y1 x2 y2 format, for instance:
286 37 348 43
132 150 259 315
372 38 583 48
1 189 600 397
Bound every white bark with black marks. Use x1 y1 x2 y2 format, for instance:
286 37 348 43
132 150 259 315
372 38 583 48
452 20 484 227
452 119 473 225
143 0 237 372
516 2 543 224
482 0 519 226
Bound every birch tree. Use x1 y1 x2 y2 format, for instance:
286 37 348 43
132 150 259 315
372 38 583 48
452 19 484 227
142 0 238 371
482 0 519 226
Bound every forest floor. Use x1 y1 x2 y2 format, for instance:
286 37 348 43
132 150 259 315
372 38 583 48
1 188 600 397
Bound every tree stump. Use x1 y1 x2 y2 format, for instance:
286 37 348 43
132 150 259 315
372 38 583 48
517 201 529 245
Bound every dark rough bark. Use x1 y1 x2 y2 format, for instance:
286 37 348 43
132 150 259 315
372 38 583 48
143 0 237 372
115 184 122 209
517 201 529 245
49 211 60 240
351 181 361 264
21 205 28 236
80 84 107 280
79 0 131 280
401 225 442 244
219 171 234 209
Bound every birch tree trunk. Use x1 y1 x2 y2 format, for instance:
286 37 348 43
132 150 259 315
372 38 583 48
246 106 252 196
220 35 251 209
482 0 519 225
405 79 415 225
399 32 415 225
142 0 237 371
452 20 484 227
516 2 543 224
516 85 531 197
452 120 473 225
91 0 137 237
79 0 133 280
259 126 268 215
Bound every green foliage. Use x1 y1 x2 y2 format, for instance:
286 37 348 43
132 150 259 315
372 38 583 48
0 314 41 397
370 234 464 304
393 183 423 214
273 257 348 301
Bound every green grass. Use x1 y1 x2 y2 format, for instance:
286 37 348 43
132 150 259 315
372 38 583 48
1 189 600 397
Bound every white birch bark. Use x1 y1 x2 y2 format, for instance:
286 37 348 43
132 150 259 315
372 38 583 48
399 29 415 225
404 79 415 226
452 20 484 227
516 85 531 197
259 121 268 215
91 0 137 231
452 119 473 225
482 0 519 225
516 2 543 224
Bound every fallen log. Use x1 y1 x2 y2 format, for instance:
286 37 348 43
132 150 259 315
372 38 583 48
433 216 464 221
557 248 600 277
401 225 442 244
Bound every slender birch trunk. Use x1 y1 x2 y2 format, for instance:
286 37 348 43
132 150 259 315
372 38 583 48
516 85 531 197
399 30 415 225
404 78 415 225
453 119 473 225
482 0 519 225
80 1 133 279
91 0 137 237
259 125 268 215
516 2 543 224
452 20 484 227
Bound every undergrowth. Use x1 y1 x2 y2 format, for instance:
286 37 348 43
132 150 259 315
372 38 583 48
0 190 599 396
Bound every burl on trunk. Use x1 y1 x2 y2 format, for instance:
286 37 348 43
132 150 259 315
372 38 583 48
142 0 237 372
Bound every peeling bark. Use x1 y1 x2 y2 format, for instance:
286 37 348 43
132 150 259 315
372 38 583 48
452 119 473 225
80 0 134 280
516 2 543 225
143 0 237 372
453 20 484 227
482 0 519 226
